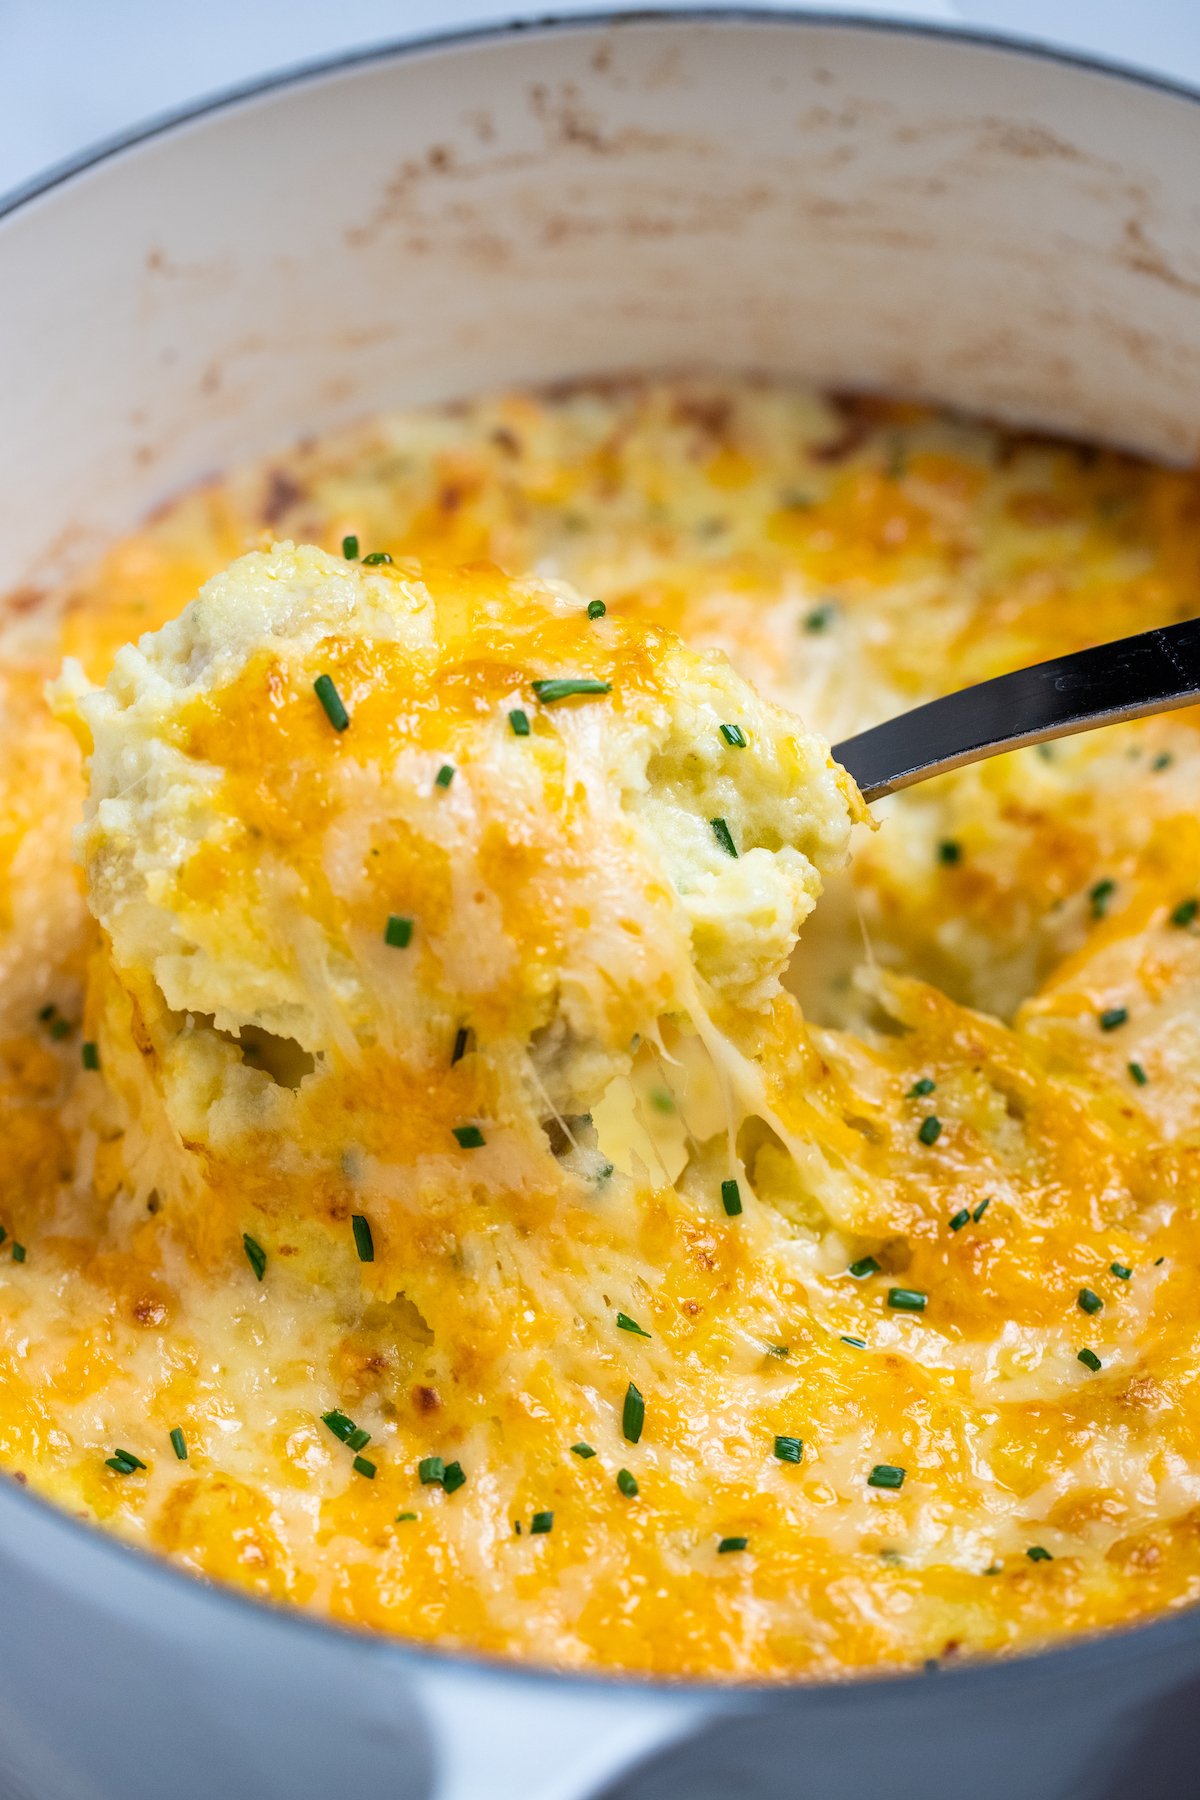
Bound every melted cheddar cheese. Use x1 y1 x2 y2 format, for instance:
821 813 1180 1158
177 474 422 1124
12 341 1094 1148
3 379 1200 1679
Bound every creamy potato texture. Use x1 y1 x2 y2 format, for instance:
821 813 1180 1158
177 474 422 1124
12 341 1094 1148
3 380 1200 1677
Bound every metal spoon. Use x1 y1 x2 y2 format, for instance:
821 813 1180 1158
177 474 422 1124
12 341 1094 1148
833 617 1200 803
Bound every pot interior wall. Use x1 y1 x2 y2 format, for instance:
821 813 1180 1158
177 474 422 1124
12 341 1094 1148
3 17 1200 597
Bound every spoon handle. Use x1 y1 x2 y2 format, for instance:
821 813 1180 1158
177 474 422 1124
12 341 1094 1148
833 617 1200 803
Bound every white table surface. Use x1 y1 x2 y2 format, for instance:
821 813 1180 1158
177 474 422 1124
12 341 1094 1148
3 0 1200 204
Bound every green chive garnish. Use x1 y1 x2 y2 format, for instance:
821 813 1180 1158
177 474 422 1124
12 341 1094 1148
717 1536 748 1554
841 1335 866 1348
531 678 612 705
868 1464 906 1490
1078 1287 1103 1315
362 551 392 565
451 1025 470 1065
616 1468 638 1497
313 674 350 732
508 709 531 737
169 1428 187 1460
938 841 961 865
418 1457 446 1485
50 1017 70 1040
530 1511 554 1535
105 1449 145 1475
323 1410 357 1443
587 600 606 620
347 1428 371 1453
342 534 359 560
11 1243 25 1264
441 1461 466 1494
242 1234 266 1281
1099 1007 1128 1031
1171 897 1198 927
1026 1545 1053 1562
774 1436 803 1464
888 1288 927 1313
385 915 413 949
973 1197 991 1223
1153 752 1173 771
81 1041 100 1071
622 1382 645 1444
453 1124 485 1149
804 605 834 632
37 1003 56 1022
710 817 738 858
849 1256 880 1278
721 1177 743 1217
395 1512 418 1523
1077 1348 1102 1372
949 1209 971 1232
908 1077 936 1098
1090 879 1116 919
351 1214 374 1263
1128 1061 1149 1086
353 1455 376 1478
1111 1263 1132 1280
435 763 455 789
571 1442 596 1459
616 1311 650 1338
720 723 747 748
917 1116 941 1146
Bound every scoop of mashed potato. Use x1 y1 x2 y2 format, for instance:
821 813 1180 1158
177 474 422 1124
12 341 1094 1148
55 544 860 1291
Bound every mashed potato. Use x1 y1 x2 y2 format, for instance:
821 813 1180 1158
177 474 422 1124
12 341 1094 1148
1 378 1199 1678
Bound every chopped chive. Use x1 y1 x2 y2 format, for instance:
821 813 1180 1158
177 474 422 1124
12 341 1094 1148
50 1017 70 1040
849 1256 880 1278
949 1209 971 1233
341 534 359 560
1098 1007 1128 1032
0 1228 8 1248
938 840 962 866
841 1335 866 1349
508 708 531 737
721 1177 743 1217
531 678 612 704
1110 1263 1132 1280
1171 897 1198 927
908 1077 936 1098
11 1243 25 1264
1090 878 1116 919
1077 1287 1103 1315
973 1197 991 1223
384 915 413 949
242 1234 267 1281
1026 1545 1053 1562
616 1311 650 1338
710 817 738 858
81 1041 100 1071
453 1124 485 1149
112 1448 145 1471
1077 1348 1102 1372
441 1461 466 1494
169 1427 187 1461
765 1344 790 1359
351 1214 374 1263
587 600 606 620
622 1382 645 1444
37 1002 56 1022
435 763 455 789
888 1288 927 1313
347 1428 372 1453
868 1464 906 1490
1155 1256 1165 1266
451 1025 470 1064
719 723 747 748
105 1452 144 1475
804 605 834 632
352 1455 376 1478
571 1442 596 1459
418 1456 446 1486
530 1511 554 1535
395 1511 418 1523
362 550 393 565
323 1409 357 1444
717 1536 748 1554
1128 1060 1149 1086
313 673 350 732
1153 752 1173 771
917 1116 942 1146
774 1435 803 1464
513 1520 522 1535
616 1468 639 1497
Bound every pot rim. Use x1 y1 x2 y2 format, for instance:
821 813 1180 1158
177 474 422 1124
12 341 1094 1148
3 2 1200 1705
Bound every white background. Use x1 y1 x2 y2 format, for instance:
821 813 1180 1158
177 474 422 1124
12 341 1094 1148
3 0 1200 202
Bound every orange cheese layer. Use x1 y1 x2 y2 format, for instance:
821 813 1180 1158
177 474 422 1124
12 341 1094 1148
2 378 1200 1679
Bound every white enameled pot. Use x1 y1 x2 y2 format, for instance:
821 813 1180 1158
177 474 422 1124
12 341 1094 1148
3 16 1200 1800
